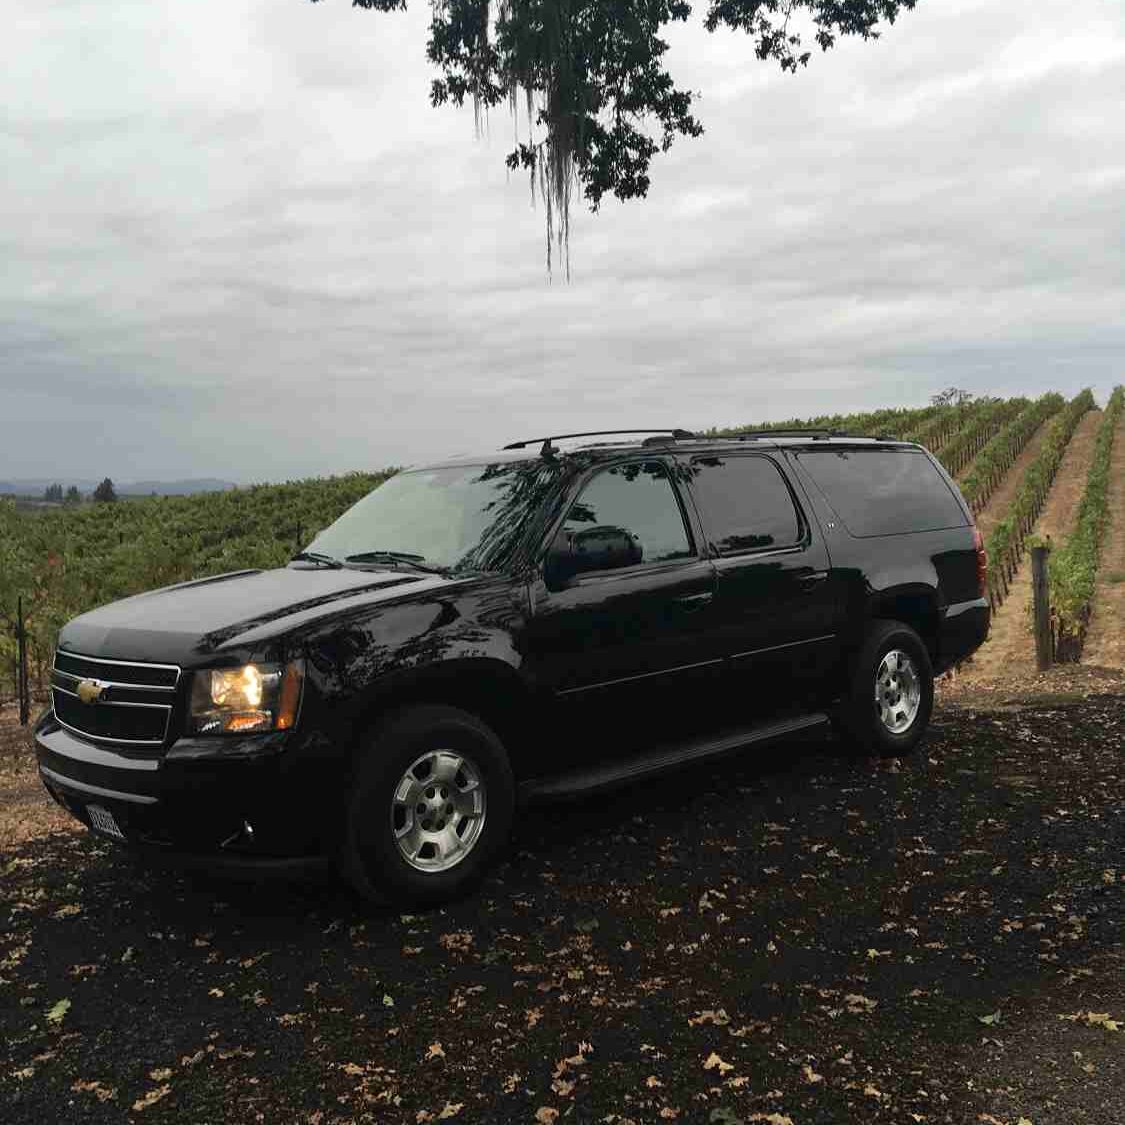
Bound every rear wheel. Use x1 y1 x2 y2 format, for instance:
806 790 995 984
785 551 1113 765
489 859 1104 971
341 705 514 906
834 620 934 758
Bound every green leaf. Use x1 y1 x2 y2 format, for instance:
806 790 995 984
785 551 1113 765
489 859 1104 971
45 998 71 1026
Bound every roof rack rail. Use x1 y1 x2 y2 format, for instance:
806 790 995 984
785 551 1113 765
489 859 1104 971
503 429 695 457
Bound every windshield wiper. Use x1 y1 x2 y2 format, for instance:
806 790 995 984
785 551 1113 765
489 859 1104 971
344 551 449 575
291 550 344 569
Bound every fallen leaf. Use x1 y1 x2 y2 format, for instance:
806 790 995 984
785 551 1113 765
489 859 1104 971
703 1052 734 1075
45 999 71 1026
53 904 82 919
438 931 474 954
802 1063 824 1084
535 1109 559 1124
426 1043 446 1061
71 1079 116 1102
132 1085 171 1112
437 1103 463 1119
646 1075 664 1088
977 1011 1003 1026
688 1009 730 1027
148 1068 173 1082
1059 1011 1120 1031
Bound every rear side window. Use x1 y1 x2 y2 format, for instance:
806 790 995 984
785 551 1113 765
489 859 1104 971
689 455 802 554
795 448 966 537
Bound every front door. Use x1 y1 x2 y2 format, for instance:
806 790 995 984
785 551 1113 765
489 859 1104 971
523 458 720 759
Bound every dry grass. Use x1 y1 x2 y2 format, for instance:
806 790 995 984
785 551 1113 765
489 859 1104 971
0 703 76 851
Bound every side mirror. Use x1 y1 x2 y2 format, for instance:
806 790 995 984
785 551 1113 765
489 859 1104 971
544 525 643 589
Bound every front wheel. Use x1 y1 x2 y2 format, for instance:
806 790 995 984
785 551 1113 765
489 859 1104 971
834 620 934 758
340 705 515 907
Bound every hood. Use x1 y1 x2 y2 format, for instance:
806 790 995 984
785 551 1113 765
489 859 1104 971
57 565 441 665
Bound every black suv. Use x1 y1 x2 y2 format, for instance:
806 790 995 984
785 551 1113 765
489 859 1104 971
35 429 989 904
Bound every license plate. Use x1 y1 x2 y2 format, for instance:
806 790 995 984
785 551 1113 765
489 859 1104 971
87 804 126 840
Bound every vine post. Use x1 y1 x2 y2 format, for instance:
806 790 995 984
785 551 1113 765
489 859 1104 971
17 595 30 726
1031 546 1052 672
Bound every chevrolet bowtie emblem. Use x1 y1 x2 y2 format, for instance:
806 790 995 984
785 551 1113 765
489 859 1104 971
76 679 109 705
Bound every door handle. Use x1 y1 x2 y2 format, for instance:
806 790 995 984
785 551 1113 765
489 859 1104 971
798 571 828 587
674 591 714 610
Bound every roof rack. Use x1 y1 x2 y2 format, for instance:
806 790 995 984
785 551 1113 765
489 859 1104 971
503 429 695 457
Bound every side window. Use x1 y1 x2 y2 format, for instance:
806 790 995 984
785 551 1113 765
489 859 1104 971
795 449 966 537
561 461 693 569
689 455 802 555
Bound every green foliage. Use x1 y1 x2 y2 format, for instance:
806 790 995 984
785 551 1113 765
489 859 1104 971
320 0 918 269
707 403 939 439
933 397 1028 478
984 390 1095 609
960 394 1065 513
0 470 394 693
1047 386 1124 659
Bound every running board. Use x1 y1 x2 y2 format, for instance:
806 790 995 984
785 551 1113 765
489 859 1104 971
519 712 830 802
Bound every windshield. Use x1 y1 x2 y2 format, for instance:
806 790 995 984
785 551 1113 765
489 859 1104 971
304 460 564 573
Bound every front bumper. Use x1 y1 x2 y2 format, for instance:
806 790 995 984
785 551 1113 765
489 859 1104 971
34 714 342 870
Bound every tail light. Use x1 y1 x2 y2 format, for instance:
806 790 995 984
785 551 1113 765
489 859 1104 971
972 526 987 597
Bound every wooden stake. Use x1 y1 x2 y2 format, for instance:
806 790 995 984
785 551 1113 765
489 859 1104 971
1031 546 1052 672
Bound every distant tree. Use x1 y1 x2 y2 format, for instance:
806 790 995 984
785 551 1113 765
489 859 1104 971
43 483 64 503
93 478 117 504
931 387 975 408
64 485 82 505
314 0 920 271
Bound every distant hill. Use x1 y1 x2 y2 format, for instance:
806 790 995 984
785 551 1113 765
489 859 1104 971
0 477 238 498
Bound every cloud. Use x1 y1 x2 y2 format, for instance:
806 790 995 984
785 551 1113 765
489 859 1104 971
1 0 1122 482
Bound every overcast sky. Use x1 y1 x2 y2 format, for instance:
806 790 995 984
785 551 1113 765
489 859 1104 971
4 0 1123 483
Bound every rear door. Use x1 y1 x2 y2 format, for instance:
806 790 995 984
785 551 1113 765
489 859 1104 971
680 451 842 707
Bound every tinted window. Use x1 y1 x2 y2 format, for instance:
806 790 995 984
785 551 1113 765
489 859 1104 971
796 449 966 537
689 455 802 554
562 461 692 566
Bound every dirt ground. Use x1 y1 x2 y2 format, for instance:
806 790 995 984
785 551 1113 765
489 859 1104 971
1083 413 1125 671
963 410 1103 685
2 690 1122 1125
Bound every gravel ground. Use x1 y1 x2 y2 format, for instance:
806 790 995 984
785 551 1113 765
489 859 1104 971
1 696 1123 1125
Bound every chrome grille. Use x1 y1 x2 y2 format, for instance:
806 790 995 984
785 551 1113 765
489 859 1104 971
51 650 180 747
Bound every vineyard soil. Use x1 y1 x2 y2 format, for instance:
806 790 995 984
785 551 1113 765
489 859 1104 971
963 409 1103 684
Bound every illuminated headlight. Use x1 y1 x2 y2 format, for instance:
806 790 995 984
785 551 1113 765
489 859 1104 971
189 660 304 735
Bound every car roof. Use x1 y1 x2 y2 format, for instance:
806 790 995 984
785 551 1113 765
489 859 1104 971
412 432 919 472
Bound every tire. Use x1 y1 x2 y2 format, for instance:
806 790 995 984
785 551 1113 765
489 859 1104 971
340 704 515 907
834 620 934 758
